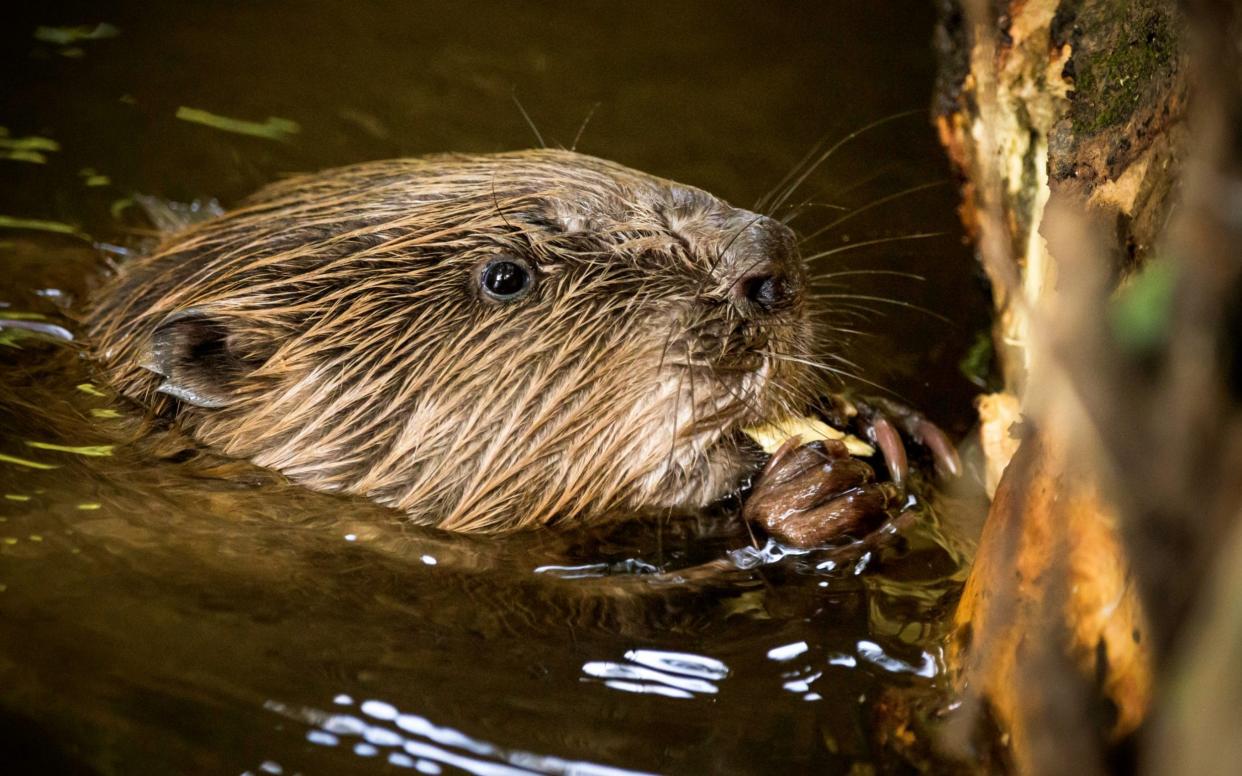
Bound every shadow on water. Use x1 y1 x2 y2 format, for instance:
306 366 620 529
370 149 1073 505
0 2 990 773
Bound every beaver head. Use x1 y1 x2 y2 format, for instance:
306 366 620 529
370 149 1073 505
87 149 818 531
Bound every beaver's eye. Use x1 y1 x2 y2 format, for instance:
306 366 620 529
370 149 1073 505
480 258 532 301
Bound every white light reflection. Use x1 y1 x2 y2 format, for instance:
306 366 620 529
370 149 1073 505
581 662 715 695
532 558 660 579
781 671 822 693
765 641 809 662
388 752 417 769
266 695 654 776
532 563 610 579
306 730 339 746
581 649 728 699
361 699 398 719
852 551 872 574
826 653 858 668
856 640 937 678
599 680 692 699
727 537 811 570
623 649 727 680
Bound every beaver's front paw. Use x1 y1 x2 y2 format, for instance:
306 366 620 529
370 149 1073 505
821 394 962 493
742 436 901 548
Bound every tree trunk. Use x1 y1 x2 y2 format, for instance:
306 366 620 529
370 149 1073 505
931 1 1242 773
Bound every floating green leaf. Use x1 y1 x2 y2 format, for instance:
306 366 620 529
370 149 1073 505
0 133 60 153
33 23 120 46
0 453 58 470
1 150 48 164
0 128 58 164
25 441 114 457
89 408 121 419
175 106 301 142
0 215 87 239
76 167 110 187
110 197 135 220
0 329 26 349
76 383 107 397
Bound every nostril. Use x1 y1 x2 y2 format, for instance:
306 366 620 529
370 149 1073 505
740 272 791 312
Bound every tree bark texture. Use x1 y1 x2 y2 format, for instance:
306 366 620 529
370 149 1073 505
926 1 1242 774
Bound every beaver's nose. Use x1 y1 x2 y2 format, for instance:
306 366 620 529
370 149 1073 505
724 214 803 316
734 266 797 313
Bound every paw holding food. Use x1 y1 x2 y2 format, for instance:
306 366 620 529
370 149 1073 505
741 401 959 549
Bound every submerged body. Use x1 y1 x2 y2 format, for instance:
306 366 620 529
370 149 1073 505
88 150 821 532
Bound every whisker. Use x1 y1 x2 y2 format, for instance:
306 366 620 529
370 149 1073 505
812 269 927 282
570 101 602 152
823 161 904 201
811 293 953 323
778 198 850 226
798 181 951 245
803 232 946 262
813 301 884 320
802 349 867 373
765 109 926 216
816 324 873 336
761 351 898 396
510 89 546 149
708 212 769 282
755 135 830 214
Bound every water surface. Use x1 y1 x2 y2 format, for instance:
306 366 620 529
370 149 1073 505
0 3 989 773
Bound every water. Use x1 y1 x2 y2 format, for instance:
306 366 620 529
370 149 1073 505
0 3 990 773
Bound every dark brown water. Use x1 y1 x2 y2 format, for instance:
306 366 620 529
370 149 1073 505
0 3 990 773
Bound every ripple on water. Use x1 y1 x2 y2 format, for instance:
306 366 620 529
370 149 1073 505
267 694 656 775
580 648 729 700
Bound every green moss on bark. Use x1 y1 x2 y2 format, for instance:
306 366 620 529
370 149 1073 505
1070 2 1177 133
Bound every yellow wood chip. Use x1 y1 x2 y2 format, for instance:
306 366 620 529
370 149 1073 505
743 416 874 457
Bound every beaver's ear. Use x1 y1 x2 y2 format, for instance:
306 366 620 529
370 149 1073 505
141 309 249 409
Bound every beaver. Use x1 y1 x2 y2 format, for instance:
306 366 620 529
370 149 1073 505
87 149 953 538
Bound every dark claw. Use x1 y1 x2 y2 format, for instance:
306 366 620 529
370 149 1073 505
756 434 805 483
868 416 909 492
845 394 961 485
914 418 962 478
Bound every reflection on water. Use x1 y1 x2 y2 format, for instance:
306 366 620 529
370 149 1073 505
582 649 729 700
1 1 989 772
265 694 656 775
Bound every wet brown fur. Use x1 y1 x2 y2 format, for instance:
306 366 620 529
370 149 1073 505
87 149 819 532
